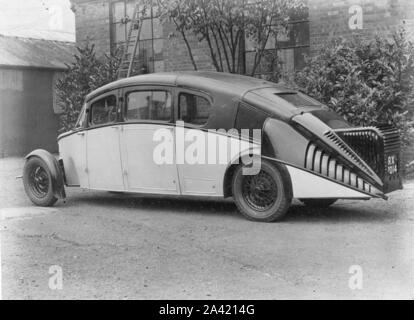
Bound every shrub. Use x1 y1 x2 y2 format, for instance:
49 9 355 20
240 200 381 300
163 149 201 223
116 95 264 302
55 43 121 133
295 28 414 152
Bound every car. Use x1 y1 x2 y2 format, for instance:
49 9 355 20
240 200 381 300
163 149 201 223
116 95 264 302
22 71 403 222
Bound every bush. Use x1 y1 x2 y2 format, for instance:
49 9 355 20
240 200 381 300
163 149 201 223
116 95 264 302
55 43 121 133
295 28 414 151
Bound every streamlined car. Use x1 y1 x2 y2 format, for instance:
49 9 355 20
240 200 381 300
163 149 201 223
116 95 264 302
22 72 403 222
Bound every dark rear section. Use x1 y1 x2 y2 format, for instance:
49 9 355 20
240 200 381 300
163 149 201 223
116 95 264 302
334 125 403 194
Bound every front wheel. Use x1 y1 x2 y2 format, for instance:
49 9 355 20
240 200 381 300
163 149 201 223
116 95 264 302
232 160 292 222
23 157 57 206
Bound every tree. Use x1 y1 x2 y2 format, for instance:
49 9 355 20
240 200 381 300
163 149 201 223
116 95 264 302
156 0 304 75
55 43 122 132
295 27 414 162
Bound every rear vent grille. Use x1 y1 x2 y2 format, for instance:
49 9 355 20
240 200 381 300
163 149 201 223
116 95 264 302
333 125 401 193
324 131 373 175
305 143 373 193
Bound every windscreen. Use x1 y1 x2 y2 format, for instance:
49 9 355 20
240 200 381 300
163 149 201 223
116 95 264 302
74 104 87 129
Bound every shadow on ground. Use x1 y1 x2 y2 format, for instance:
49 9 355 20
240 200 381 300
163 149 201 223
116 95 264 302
64 190 395 224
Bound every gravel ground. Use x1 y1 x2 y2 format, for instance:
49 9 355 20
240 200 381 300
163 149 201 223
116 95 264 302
1 157 414 300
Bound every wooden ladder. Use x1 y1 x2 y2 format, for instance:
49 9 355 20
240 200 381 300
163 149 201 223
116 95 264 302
117 4 142 79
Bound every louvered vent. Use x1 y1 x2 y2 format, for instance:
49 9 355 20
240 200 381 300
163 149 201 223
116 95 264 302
305 143 373 193
324 131 374 175
333 125 401 193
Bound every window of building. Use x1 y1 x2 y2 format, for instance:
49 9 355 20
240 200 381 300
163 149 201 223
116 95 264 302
126 90 172 121
244 5 310 76
178 93 212 126
90 95 117 126
110 0 165 74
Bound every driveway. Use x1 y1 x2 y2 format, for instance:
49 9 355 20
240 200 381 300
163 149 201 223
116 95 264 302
1 157 413 299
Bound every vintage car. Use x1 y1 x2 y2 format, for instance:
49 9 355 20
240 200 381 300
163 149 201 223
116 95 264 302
22 71 402 222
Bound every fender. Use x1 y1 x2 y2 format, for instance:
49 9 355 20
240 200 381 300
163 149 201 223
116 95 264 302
25 149 66 200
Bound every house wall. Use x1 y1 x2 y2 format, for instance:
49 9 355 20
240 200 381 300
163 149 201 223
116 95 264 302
309 0 414 55
71 0 214 70
71 0 112 55
162 22 214 72
71 0 414 71
0 68 59 157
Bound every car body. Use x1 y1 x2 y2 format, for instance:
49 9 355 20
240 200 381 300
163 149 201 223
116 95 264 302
23 71 403 222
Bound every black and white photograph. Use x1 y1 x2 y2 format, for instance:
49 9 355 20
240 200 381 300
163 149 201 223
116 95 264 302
0 0 413 305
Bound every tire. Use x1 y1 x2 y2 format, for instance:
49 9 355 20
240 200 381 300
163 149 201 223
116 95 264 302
23 157 57 207
300 198 337 208
232 159 292 222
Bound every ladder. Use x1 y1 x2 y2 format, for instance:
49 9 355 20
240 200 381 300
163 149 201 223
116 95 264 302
117 4 143 79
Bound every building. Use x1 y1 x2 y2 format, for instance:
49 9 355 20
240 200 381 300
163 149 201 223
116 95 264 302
0 35 75 157
69 0 414 76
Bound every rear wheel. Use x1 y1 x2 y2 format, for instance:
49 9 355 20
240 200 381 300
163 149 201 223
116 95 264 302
23 157 57 206
232 160 292 222
300 198 337 208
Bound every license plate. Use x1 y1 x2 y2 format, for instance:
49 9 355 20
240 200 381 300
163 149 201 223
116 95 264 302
386 154 398 175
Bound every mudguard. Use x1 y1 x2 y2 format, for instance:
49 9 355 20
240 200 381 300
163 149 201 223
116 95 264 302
25 149 66 200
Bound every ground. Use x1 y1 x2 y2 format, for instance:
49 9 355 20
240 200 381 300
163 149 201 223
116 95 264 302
1 157 413 300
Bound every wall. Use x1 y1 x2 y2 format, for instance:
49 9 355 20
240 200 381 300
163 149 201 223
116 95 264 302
71 0 414 67
0 68 59 157
162 22 215 72
71 0 112 55
70 0 215 71
309 0 414 55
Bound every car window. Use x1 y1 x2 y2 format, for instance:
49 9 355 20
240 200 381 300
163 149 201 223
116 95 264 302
126 90 172 122
90 95 117 126
178 93 211 126
235 103 268 131
276 92 320 107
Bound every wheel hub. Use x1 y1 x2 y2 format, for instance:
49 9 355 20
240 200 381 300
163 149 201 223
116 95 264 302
242 170 278 211
30 166 49 198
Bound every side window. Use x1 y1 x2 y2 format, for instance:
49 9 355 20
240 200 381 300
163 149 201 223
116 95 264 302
90 95 117 126
126 90 172 121
235 103 268 133
178 93 211 126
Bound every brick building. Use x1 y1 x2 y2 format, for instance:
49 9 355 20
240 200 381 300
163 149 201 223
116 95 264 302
70 0 414 76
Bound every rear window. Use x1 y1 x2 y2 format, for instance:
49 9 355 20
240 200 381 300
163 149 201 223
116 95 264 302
178 93 212 126
276 92 320 107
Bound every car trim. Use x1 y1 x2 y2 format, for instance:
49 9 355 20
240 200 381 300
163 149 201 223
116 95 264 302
262 156 386 199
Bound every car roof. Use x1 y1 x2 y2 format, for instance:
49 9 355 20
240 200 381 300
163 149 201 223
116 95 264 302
85 71 295 102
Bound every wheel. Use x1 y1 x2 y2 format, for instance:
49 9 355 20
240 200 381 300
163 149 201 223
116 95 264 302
300 198 337 208
23 157 57 206
232 159 292 222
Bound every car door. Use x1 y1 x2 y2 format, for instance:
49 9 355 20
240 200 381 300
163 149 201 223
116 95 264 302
86 92 125 191
174 89 226 196
175 91 261 197
119 86 179 194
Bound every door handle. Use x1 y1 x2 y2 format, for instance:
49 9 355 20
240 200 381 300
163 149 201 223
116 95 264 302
76 132 85 136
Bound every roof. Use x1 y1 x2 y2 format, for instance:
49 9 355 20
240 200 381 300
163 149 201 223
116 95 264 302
0 35 76 70
86 71 293 102
0 30 75 43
